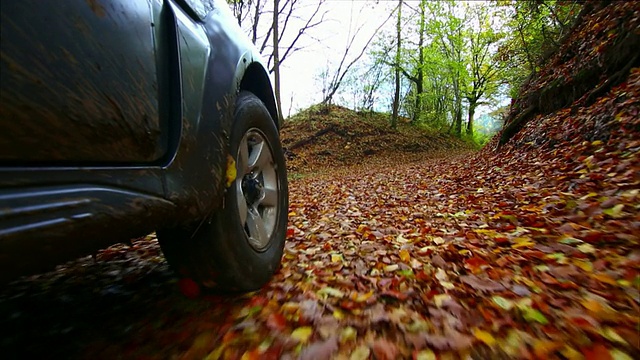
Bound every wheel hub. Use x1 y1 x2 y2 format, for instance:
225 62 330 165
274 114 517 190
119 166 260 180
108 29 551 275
242 174 263 205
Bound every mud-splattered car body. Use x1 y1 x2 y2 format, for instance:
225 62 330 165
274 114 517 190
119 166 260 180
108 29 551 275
0 0 279 282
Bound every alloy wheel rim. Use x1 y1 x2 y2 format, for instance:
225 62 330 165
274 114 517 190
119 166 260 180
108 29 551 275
235 128 279 251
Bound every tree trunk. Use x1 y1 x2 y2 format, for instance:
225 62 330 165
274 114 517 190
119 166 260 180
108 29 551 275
272 0 284 125
412 0 426 124
454 94 462 136
467 101 476 137
251 0 262 44
391 0 402 129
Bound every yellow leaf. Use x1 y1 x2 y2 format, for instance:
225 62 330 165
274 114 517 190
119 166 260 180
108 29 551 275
591 273 618 286
610 349 634 360
291 326 313 343
500 329 524 357
473 329 496 346
384 264 399 272
331 253 343 263
340 326 357 343
225 154 236 188
317 287 345 299
396 234 410 243
603 204 625 218
601 327 627 345
333 309 344 320
414 349 437 360
399 249 410 262
617 279 631 287
492 296 514 310
580 192 599 200
581 298 603 312
350 345 371 360
432 236 445 245
434 294 451 307
512 237 535 249
573 259 593 272
560 345 584 360
352 290 374 302
440 281 455 289
577 243 596 254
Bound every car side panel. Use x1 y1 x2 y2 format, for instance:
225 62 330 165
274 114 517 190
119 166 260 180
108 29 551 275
0 0 164 164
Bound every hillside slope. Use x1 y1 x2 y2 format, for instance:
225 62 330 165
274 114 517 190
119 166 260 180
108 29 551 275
280 105 473 173
496 1 639 151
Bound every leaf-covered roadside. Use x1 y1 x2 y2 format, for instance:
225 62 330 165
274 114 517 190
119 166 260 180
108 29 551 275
143 72 638 358
181 69 639 359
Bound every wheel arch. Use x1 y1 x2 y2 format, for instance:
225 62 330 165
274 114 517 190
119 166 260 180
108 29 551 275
237 61 280 129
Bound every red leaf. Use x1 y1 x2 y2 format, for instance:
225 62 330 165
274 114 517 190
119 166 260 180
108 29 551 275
380 290 409 301
266 313 287 331
464 256 488 272
178 278 200 299
583 343 612 360
372 338 398 360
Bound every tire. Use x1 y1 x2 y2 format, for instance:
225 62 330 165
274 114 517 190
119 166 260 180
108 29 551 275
158 91 288 292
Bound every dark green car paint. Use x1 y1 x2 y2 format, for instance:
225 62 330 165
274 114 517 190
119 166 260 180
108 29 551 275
0 0 279 282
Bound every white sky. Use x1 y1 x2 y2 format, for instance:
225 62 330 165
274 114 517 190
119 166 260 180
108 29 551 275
276 0 394 116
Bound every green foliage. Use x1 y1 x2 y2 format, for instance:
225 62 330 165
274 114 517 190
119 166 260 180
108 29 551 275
366 1 512 139
310 0 582 143
497 0 582 97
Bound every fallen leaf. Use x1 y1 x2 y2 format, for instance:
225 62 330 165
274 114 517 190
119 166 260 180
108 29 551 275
473 329 496 346
317 287 345 299
583 343 612 360
399 249 410 262
350 344 371 360
520 306 548 324
413 349 437 360
609 348 633 360
178 278 201 299
291 326 313 343
225 154 236 187
492 296 514 310
577 243 596 254
371 337 398 360
602 204 625 218
460 275 505 292
299 337 338 360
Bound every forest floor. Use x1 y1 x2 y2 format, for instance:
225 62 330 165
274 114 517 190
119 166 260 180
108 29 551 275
1 68 638 359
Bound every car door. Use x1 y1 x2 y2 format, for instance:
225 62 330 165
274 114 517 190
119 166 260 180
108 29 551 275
0 0 165 164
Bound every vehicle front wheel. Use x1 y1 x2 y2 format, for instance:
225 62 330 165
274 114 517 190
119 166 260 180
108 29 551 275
158 91 288 292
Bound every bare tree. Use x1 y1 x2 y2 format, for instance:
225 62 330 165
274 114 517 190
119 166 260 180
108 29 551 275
272 0 283 125
322 3 398 105
228 0 267 43
229 0 328 73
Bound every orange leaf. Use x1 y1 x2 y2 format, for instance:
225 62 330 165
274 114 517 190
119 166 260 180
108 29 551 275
591 273 618 286
533 340 563 358
399 249 410 262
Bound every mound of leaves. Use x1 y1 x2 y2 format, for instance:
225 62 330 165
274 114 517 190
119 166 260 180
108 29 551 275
280 104 472 174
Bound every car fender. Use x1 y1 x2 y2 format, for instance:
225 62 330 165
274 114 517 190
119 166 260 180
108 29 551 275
162 0 278 226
